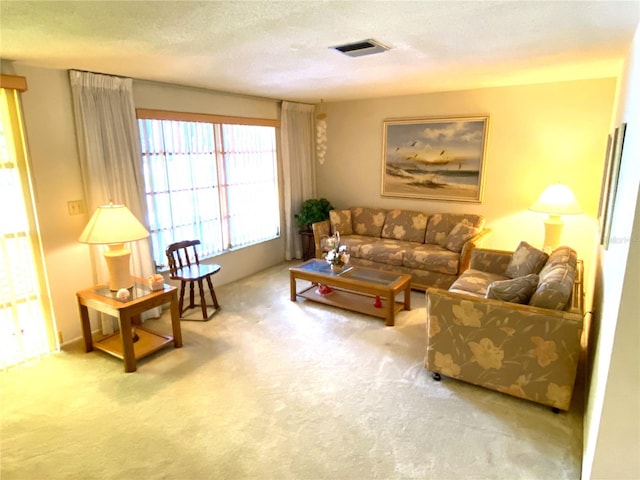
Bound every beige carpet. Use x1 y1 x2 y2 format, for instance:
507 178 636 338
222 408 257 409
0 261 583 479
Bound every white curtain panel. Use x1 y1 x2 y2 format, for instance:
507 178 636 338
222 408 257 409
281 101 316 261
69 70 160 330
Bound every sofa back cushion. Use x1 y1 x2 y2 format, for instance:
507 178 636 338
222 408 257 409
505 241 548 278
381 209 428 243
351 207 387 237
438 221 479 252
425 213 485 245
329 209 353 235
539 246 578 275
529 246 578 310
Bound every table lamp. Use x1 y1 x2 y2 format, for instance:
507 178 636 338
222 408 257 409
529 183 582 251
79 204 150 290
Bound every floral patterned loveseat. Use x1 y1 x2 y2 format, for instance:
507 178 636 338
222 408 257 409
312 207 491 290
425 243 584 411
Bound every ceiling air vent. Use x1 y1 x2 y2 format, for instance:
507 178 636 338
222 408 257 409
331 39 390 58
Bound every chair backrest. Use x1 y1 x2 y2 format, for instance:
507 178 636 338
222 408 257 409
166 240 202 277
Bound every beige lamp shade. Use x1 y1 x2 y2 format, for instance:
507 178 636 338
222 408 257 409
79 204 149 290
529 184 582 252
79 204 149 245
529 183 583 216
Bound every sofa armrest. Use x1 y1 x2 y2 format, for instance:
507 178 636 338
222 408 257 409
425 286 584 410
468 247 513 275
458 228 492 274
311 220 331 259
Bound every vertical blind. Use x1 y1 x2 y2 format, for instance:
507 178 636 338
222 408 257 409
0 87 56 369
138 117 279 268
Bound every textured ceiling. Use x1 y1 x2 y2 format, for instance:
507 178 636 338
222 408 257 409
1 1 638 103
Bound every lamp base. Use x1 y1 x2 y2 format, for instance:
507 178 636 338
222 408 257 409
104 243 133 291
543 215 564 252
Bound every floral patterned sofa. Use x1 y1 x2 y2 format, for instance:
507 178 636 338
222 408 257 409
312 207 491 290
425 243 584 411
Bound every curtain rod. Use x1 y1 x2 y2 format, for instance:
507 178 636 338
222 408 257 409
68 68 283 104
69 69 316 106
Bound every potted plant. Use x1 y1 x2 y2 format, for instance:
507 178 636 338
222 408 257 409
296 198 333 232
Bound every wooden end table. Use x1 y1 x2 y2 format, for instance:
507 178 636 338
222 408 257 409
76 277 182 372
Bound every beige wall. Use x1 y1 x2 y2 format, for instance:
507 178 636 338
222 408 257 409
1 62 286 345
583 23 640 480
317 78 616 310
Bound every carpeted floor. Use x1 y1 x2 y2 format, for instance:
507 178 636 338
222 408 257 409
0 261 583 479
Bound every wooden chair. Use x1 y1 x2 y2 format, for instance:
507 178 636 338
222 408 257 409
165 240 221 321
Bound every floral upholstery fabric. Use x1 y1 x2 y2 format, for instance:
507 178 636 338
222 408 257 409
355 239 406 267
425 214 485 245
381 209 428 243
425 246 584 410
486 274 539 304
426 290 583 411
438 221 479 253
529 247 578 310
403 244 460 275
469 249 512 275
539 246 578 273
334 234 370 258
449 269 506 297
311 209 490 291
505 241 548 278
329 209 353 235
351 207 387 237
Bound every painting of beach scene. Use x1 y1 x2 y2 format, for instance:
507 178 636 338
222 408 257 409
381 116 489 202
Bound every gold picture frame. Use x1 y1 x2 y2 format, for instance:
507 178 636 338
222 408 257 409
381 115 489 202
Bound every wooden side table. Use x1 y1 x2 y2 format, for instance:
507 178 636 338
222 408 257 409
76 277 182 372
299 230 315 260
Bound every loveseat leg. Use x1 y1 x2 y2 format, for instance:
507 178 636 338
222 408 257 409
431 372 441 381
551 407 560 414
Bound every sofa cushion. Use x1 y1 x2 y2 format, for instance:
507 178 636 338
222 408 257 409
330 234 367 258
329 209 353 235
425 213 485 245
381 209 428 243
439 220 479 253
529 263 576 310
505 241 548 278
356 239 405 266
449 269 508 297
539 246 578 276
351 207 387 237
486 274 539 304
403 244 460 275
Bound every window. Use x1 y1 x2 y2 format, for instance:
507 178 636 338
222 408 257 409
1 80 57 369
137 110 280 268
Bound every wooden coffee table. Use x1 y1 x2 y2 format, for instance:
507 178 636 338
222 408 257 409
289 259 411 326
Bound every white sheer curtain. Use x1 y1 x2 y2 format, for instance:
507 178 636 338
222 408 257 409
69 70 160 330
281 102 316 260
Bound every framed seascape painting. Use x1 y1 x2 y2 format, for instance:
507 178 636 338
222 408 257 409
381 116 489 202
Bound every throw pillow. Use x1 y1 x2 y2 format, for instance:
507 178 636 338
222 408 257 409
486 274 539 304
529 263 575 310
505 241 549 278
438 221 478 253
329 209 353 235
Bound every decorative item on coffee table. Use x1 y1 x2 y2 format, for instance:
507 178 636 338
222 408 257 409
324 232 350 273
